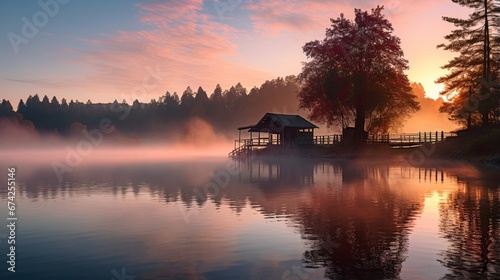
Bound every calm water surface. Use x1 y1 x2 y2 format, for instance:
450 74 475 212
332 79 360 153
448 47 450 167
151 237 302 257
0 158 499 279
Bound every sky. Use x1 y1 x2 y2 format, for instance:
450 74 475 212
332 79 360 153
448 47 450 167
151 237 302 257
0 0 470 106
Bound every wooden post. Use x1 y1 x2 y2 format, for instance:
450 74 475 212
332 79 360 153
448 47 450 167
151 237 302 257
424 132 426 142
435 131 438 142
419 132 421 143
441 131 444 141
238 130 241 148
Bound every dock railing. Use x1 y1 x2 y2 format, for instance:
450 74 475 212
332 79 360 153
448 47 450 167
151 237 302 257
383 131 456 146
229 131 457 156
313 135 343 145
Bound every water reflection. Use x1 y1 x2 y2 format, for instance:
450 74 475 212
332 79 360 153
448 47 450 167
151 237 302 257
438 177 500 279
297 163 423 279
0 159 498 279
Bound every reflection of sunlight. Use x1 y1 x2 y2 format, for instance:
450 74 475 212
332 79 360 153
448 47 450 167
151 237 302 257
422 190 446 214
401 190 451 279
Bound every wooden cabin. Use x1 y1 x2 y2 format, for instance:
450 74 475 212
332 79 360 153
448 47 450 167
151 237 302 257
230 113 318 155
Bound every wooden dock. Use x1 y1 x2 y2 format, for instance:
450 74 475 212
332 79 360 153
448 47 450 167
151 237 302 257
229 131 457 157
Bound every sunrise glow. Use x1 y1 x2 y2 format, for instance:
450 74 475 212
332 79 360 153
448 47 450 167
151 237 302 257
1 0 469 105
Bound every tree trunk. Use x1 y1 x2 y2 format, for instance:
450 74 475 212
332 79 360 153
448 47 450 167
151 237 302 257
481 0 491 127
354 109 365 146
482 111 489 126
467 112 471 129
353 72 367 146
467 87 472 129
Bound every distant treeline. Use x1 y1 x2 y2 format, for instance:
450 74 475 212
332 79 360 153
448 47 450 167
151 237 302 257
0 76 301 139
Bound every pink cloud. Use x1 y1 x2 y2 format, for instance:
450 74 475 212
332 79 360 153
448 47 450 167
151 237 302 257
246 0 447 35
53 0 271 101
246 1 323 35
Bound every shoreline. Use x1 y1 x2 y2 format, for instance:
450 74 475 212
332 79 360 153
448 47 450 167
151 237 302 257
243 125 500 165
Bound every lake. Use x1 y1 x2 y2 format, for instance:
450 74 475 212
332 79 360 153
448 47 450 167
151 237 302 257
0 157 499 279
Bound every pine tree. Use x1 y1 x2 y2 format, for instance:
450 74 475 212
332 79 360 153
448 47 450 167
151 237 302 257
180 86 194 105
0 99 13 116
437 0 500 127
211 84 223 101
17 99 26 115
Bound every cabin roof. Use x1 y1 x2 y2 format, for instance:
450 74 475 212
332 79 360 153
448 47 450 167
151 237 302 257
238 113 318 132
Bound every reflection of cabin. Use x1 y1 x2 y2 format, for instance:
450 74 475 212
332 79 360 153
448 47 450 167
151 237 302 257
237 158 315 187
230 113 318 156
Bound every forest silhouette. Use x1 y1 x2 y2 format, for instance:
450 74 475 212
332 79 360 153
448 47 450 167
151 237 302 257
0 77 302 142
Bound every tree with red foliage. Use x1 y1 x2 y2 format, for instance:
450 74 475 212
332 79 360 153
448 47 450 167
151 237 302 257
299 6 419 144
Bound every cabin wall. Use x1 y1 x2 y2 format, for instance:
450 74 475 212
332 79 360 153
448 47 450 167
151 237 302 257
283 127 314 146
297 131 314 145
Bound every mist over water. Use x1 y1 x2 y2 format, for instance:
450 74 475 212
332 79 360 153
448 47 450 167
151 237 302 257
2 144 230 164
1 144 233 187
1 114 234 171
0 126 233 187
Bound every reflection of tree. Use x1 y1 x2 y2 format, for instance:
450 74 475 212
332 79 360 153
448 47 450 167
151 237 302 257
438 181 500 279
11 162 222 207
14 158 317 215
297 164 423 279
223 158 318 216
